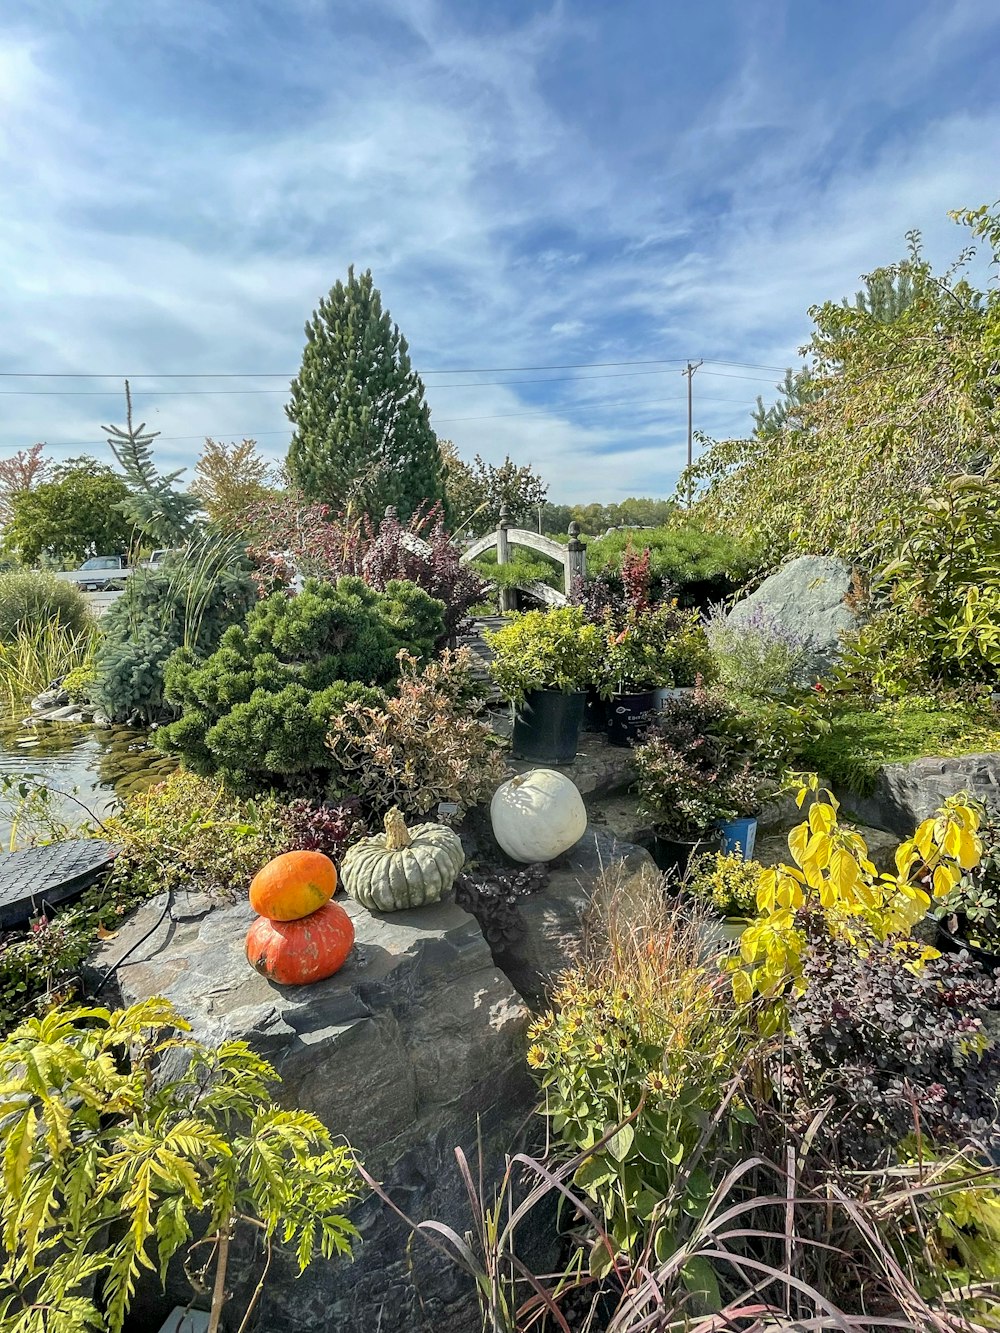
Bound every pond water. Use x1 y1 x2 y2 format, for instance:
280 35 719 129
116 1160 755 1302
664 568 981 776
0 720 176 845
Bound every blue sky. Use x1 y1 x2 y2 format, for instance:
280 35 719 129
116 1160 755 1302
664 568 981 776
0 0 998 503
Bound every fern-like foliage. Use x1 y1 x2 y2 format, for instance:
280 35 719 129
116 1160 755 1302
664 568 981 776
102 380 200 546
0 999 360 1333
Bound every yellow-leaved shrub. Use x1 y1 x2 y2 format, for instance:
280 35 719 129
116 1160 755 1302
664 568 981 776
730 774 983 1004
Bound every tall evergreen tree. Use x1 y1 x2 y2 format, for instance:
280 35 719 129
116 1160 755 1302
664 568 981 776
285 267 445 520
103 381 199 546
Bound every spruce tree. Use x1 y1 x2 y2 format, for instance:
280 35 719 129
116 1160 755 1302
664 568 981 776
285 267 445 520
103 381 199 546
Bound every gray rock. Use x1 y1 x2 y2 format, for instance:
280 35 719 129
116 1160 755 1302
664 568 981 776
755 823 900 875
34 704 84 723
726 554 858 680
30 685 70 711
835 753 1000 838
492 827 655 1010
93 891 538 1333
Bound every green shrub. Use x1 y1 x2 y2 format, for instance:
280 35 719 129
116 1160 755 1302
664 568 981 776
326 648 507 820
485 606 604 707
585 522 758 606
103 769 286 899
60 661 96 703
839 464 1000 694
472 546 563 592
158 576 445 794
91 543 258 725
0 568 90 641
686 850 765 916
527 865 752 1261
706 602 811 695
0 999 359 1332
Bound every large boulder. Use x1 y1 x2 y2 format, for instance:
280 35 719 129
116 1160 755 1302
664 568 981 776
834 753 1000 838
725 554 858 681
93 890 537 1333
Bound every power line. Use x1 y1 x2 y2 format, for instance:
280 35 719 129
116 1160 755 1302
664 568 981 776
18 391 759 447
0 366 777 396
0 356 792 379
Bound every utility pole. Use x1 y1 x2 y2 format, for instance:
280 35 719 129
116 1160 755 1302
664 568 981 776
682 359 703 507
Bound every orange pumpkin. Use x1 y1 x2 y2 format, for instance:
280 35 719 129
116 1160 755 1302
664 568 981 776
245 901 355 986
249 850 337 922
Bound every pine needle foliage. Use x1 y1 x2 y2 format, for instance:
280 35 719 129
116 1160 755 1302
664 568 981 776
286 266 445 520
102 380 199 546
0 999 359 1333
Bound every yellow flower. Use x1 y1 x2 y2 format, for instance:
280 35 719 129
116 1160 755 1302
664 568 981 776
587 1037 608 1060
646 1070 668 1094
527 1045 547 1069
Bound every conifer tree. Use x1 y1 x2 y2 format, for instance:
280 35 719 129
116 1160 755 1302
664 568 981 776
103 381 199 546
285 266 445 519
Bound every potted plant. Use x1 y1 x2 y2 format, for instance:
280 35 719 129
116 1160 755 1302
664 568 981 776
934 806 1000 970
686 848 765 927
657 605 717 706
599 609 661 747
634 692 768 875
486 608 604 764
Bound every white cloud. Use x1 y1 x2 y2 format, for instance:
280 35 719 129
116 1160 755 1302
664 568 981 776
0 2 997 504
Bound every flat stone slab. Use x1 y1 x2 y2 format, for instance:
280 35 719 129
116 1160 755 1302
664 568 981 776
0 839 118 929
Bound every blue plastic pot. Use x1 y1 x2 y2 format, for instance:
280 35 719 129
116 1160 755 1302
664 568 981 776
718 816 758 860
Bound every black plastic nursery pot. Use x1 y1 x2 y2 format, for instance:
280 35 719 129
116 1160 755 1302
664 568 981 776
512 689 587 765
650 831 723 881
936 917 1000 973
605 689 658 748
584 688 608 732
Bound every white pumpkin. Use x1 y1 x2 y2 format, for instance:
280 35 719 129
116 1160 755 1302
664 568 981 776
490 769 587 863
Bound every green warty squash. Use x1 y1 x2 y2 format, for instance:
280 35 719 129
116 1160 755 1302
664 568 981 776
340 806 465 911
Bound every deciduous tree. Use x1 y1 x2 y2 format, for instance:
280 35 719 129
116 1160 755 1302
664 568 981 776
3 458 134 565
443 444 548 535
682 211 1000 568
193 436 277 532
0 442 49 525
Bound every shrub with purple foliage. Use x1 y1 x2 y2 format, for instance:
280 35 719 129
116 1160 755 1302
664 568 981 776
281 797 367 862
777 919 1000 1168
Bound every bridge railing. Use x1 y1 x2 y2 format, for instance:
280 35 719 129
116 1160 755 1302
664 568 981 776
387 505 586 610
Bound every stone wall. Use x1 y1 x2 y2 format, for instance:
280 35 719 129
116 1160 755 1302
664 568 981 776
835 753 1000 837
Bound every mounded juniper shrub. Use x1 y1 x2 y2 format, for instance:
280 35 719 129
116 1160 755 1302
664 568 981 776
584 521 759 607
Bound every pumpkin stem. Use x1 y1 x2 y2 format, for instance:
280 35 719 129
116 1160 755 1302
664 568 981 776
383 806 412 850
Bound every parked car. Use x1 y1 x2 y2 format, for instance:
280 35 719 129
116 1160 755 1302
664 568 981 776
57 555 132 591
140 548 183 570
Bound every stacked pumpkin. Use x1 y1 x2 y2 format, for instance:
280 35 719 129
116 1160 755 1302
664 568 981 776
246 850 355 986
